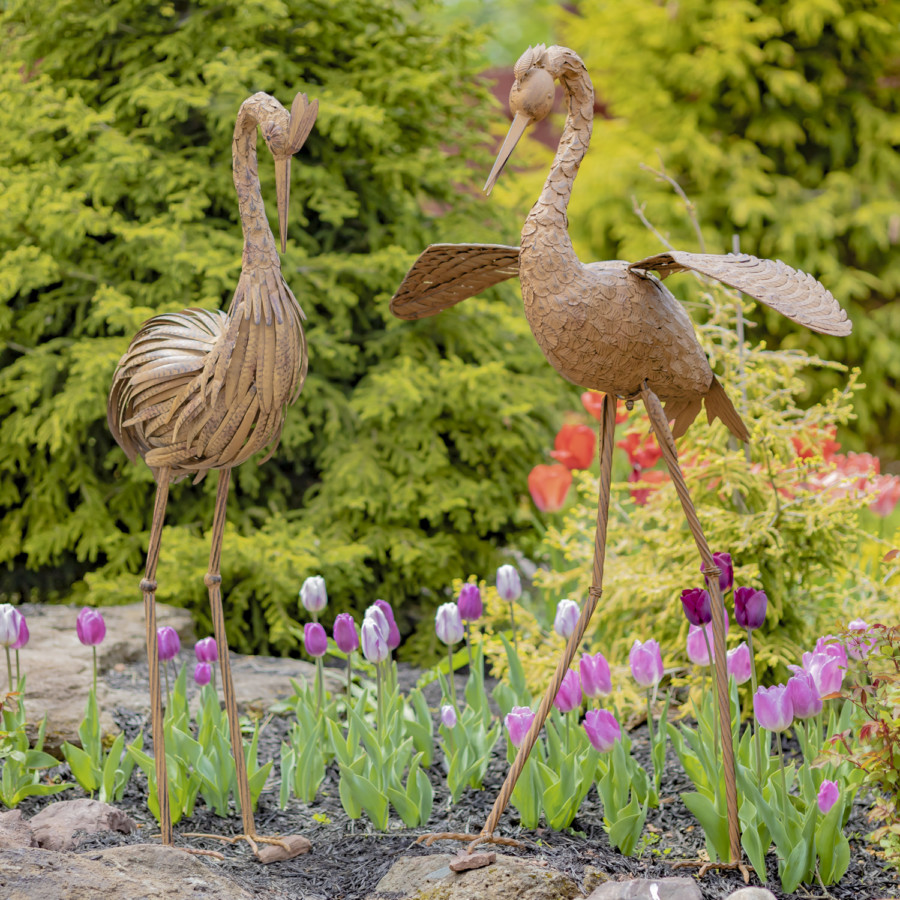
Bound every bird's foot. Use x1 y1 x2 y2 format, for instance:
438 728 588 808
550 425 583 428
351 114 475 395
414 831 524 850
671 859 753 884
181 831 310 862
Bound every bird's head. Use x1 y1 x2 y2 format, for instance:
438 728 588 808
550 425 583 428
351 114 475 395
260 92 319 253
484 44 556 196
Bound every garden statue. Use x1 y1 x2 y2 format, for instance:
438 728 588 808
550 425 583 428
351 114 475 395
107 91 318 855
390 44 851 866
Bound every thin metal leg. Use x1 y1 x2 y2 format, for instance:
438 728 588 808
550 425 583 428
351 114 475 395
473 393 617 848
141 467 172 844
641 382 741 863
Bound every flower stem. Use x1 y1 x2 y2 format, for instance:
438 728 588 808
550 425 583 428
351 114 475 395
508 599 518 652
15 650 20 687
646 688 655 757
464 622 473 670
700 626 721 762
164 660 170 708
376 662 384 736
315 656 324 717
346 653 353 709
5 647 11 694
448 644 461 719
92 646 98 697
747 628 764 786
776 731 790 822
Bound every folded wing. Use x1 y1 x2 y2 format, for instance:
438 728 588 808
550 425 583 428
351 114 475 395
390 243 520 320
629 251 851 337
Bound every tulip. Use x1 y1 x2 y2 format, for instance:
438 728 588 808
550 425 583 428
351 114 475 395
553 599 580 639
11 616 28 651
583 708 621 753
528 463 572 512
440 705 457 729
194 662 212 687
157 626 180 662
846 618 875 660
194 637 218 663
795 650 844 698
629 639 664 687
550 423 596 470
361 618 389 664
787 672 823 719
333 613 359 654
734 587 767 631
457 583 483 622
701 552 733 594
680 588 712 626
299 575 327 615
505 706 535 748
303 622 328 658
817 779 839 815
687 623 714 666
435 603 464 645
364 605 390 643
753 684 793 732
374 599 401 650
581 391 606 421
580 651 612 697
76 607 106 647
553 669 582 714
726 643 752 685
496 564 522 650
0 605 22 648
814 636 848 671
617 431 663 470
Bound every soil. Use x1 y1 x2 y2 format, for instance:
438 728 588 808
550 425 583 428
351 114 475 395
17 660 899 900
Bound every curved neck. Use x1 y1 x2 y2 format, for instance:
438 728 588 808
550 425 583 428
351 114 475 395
233 94 281 269
526 49 594 234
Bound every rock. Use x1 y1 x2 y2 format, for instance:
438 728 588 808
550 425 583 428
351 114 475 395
0 844 280 899
371 852 580 899
28 799 135 851
0 811 35 850
256 834 312 863
449 850 495 871
725 890 776 900
587 878 702 899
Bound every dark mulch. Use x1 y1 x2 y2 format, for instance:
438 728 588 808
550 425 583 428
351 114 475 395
19 661 899 900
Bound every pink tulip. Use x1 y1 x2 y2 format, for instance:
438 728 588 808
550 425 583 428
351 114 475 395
583 709 621 752
194 637 218 663
792 650 843 697
726 642 752 684
787 672 823 719
814 636 848 671
553 599 580 639
457 584 483 622
496 565 522 601
360 618 389 663
76 607 106 647
374 599 401 650
734 586 767 630
333 613 359 654
157 626 180 662
580 651 612 697
440 704 457 729
435 603 464 645
846 619 876 660
11 616 28 651
553 669 582 713
701 552 733 593
753 684 793 732
687 623 714 666
194 662 212 686
303 622 328 658
505 706 536 747
629 639 664 687
817 779 839 815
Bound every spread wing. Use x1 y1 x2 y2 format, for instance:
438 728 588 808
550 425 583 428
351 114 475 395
629 251 851 337
390 243 520 320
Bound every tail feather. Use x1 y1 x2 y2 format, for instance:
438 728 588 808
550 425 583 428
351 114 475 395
705 377 750 443
664 396 703 440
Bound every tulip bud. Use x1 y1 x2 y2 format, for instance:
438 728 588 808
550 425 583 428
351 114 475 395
629 638 664 687
753 684 793 732
734 586 767 631
157 626 180 662
553 599 580 639
817 779 839 815
580 651 612 697
11 615 28 651
194 637 218 663
303 622 328 658
701 552 733 593
583 708 621 753
496 565 522 602
440 705 457 729
553 669 582 713
686 624 713 666
435 603 464 645
793 649 844 697
76 607 106 647
299 575 328 614
364 605 390 642
360 618 389 663
505 706 535 747
333 613 359 654
787 672 823 719
846 618 875 660
457 583 483 622
726 642 752 684
194 662 212 686
680 588 712 626
528 463 572 512
814 636 848 671
374 600 401 650
0 605 23 649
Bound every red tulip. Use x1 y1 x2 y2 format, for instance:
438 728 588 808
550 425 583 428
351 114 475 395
550 423 596 470
582 392 629 424
528 464 572 512
617 431 662 470
628 468 668 506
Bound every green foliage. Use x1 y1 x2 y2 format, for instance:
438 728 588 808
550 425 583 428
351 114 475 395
0 0 571 649
550 0 900 456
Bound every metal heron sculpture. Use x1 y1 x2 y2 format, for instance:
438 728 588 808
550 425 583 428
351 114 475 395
108 91 318 854
390 45 851 865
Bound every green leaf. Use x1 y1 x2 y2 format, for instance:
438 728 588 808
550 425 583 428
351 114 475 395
681 792 730 863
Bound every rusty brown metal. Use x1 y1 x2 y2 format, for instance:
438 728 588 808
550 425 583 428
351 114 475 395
390 45 853 863
107 91 318 853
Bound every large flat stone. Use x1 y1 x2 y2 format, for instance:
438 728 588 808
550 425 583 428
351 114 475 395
588 877 702 899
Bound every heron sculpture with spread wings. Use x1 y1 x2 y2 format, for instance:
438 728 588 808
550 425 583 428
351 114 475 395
390 44 850 865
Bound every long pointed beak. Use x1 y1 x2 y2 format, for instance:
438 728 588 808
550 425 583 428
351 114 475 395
274 157 291 253
484 112 531 196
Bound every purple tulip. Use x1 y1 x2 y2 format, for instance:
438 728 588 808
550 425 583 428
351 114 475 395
580 651 612 697
814 636 848 671
553 669 582 713
194 637 218 663
553 599 580 639
496 565 522 601
701 552 733 593
687 624 713 666
846 619 876 660
360 618 389 663
794 650 844 698
440 705 457 729
817 779 839 815
194 662 212 686
457 583 483 622
680 588 712 626
11 616 28 651
0 605 21 648
505 706 535 747
435 603 464 645
374 599 401 650
333 613 359 654
629 638 664 687
734 587 767 631
583 709 621 753
157 626 180 662
303 622 328 658
726 642 752 684
364 605 390 642
787 672 823 719
76 607 106 647
299 575 327 613
753 684 793 732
